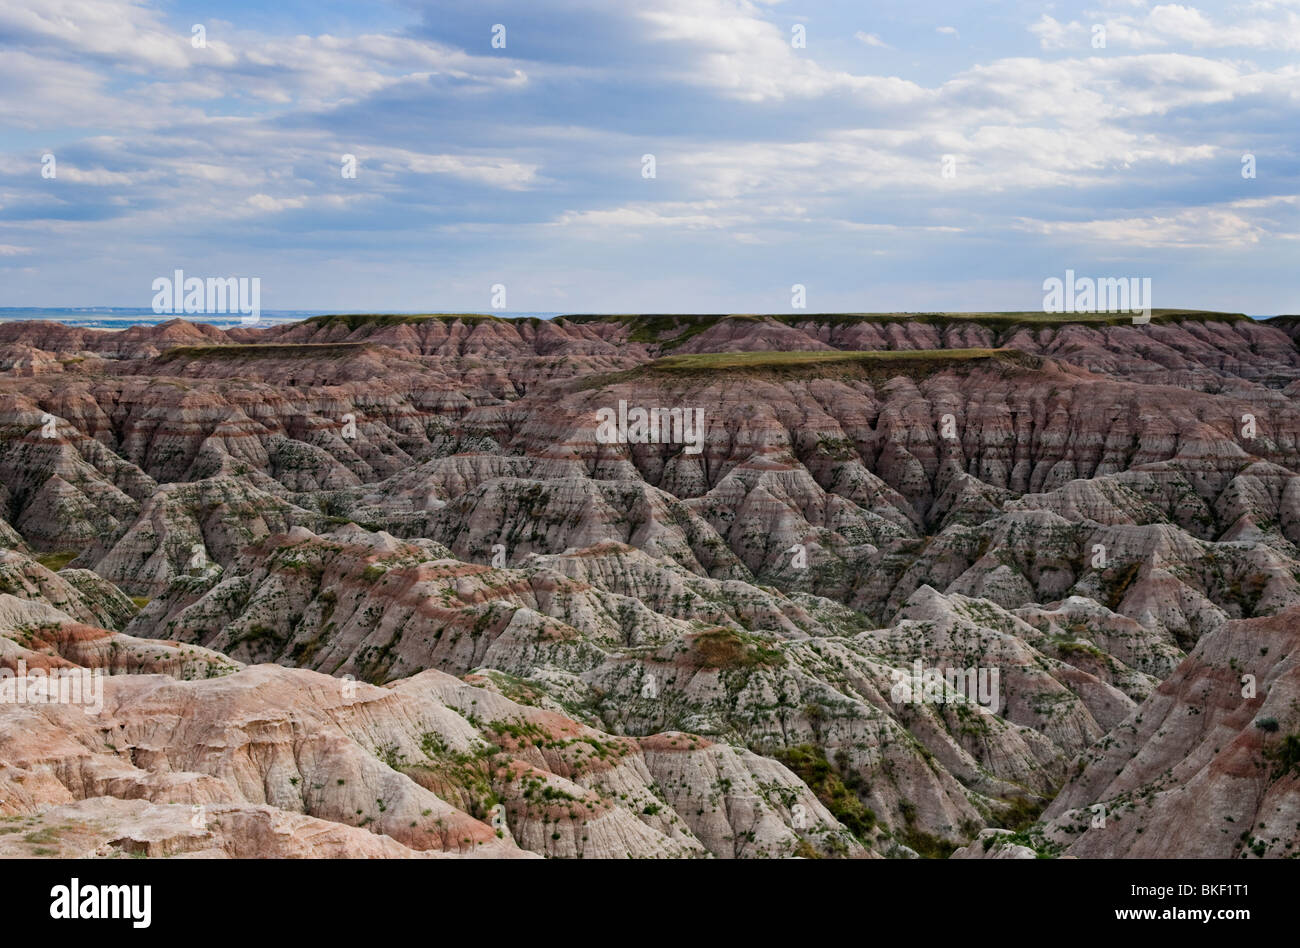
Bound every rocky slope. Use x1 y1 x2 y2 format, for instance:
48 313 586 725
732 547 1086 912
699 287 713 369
1 311 1297 858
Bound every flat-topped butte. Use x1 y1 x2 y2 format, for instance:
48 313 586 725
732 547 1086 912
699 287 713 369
304 313 548 330
581 347 1045 388
293 310 1249 351
562 310 1246 347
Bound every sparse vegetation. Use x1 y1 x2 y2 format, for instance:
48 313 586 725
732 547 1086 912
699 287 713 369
776 744 876 842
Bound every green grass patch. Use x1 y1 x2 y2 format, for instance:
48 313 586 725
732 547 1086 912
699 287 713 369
561 310 1246 342
649 347 1016 371
782 309 1245 332
996 795 1048 832
304 313 545 331
582 347 1043 387
35 551 78 571
775 744 876 841
1265 733 1300 779
157 343 374 361
688 628 786 669
901 828 960 859
1100 561 1143 611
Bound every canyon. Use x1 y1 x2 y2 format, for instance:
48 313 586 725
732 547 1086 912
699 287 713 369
1 310 1297 858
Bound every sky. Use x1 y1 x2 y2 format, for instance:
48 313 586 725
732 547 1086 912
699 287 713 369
0 0 1297 315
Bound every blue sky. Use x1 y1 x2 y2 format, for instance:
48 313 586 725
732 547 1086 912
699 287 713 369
0 0 1297 314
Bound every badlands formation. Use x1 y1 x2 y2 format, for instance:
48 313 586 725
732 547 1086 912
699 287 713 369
1 310 1298 859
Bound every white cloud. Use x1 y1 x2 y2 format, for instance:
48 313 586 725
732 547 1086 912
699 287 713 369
0 0 192 68
55 167 140 185
1031 5 1300 51
1 0 1297 308
377 150 540 190
553 201 749 231
1014 205 1286 248
246 194 307 213
636 0 926 102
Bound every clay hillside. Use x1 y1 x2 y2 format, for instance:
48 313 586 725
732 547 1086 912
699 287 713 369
1 310 1298 859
